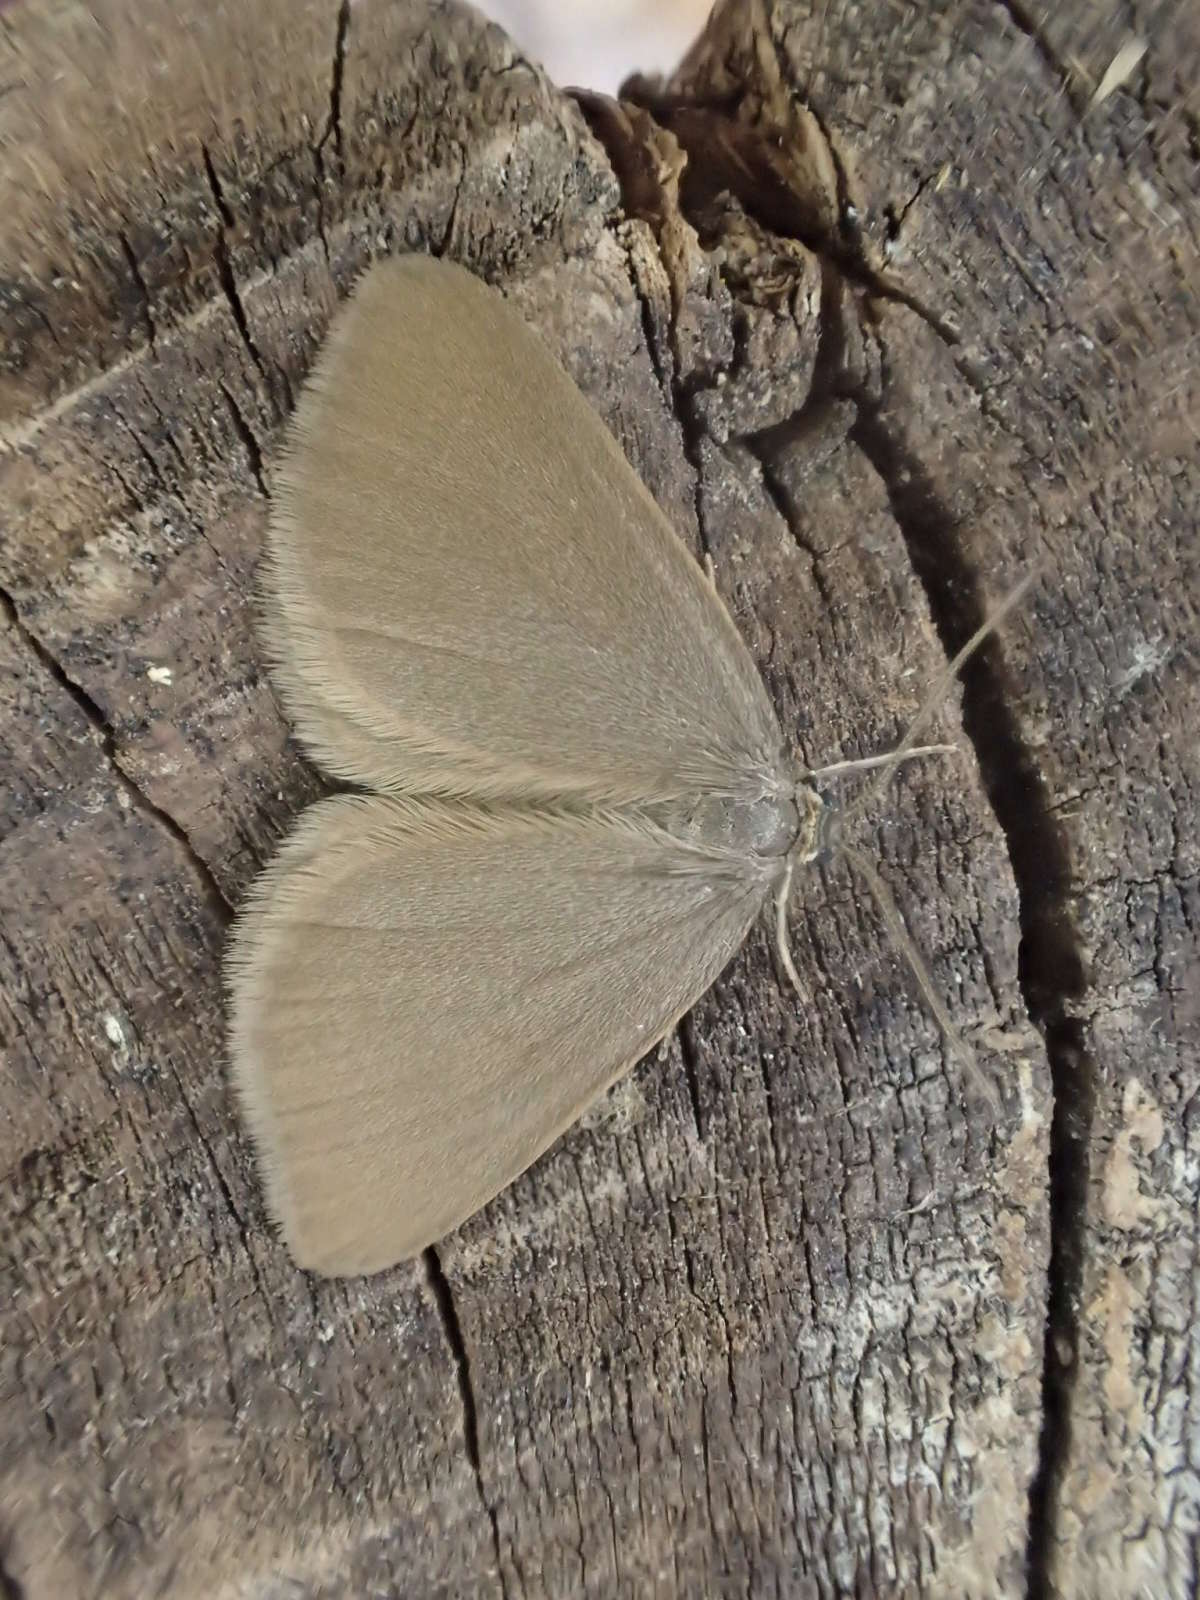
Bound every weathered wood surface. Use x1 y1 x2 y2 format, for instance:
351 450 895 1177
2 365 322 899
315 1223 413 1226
0 0 1194 1595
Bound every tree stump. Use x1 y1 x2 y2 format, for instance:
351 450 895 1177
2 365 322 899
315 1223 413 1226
1 1 1195 1596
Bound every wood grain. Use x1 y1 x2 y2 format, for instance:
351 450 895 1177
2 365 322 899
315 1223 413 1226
1 1 1193 1595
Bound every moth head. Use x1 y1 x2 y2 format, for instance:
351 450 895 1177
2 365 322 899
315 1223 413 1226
789 779 835 867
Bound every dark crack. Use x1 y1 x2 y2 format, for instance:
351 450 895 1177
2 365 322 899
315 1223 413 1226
110 402 167 493
996 0 1077 104
200 140 235 228
423 1247 509 1600
803 99 858 248
201 143 274 404
584 62 1092 1589
847 398 1084 1006
313 0 351 261
884 167 942 251
322 0 350 161
165 1055 273 1313
218 381 269 498
739 256 854 603
846 385 1091 1600
571 92 712 563
0 585 232 926
118 230 157 351
676 1011 705 1137
676 407 714 566
439 158 468 259
1025 1017 1094 1599
747 441 834 608
624 243 671 403
0 1533 24 1600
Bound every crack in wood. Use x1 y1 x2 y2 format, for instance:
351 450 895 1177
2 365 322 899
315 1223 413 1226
423 1247 510 1600
1024 1017 1094 1600
6 0 1182 1586
0 1531 24 1600
117 230 157 352
676 1011 706 1138
312 0 351 262
996 0 1078 103
846 392 1092 1600
322 0 350 162
588 57 1093 1585
0 585 233 925
200 142 277 409
218 381 269 499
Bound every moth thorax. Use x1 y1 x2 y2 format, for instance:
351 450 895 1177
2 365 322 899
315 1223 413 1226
655 790 802 858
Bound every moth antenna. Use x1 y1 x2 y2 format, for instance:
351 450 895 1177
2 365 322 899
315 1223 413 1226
838 842 1000 1113
850 565 1042 821
815 571 1039 1110
774 857 805 994
802 742 959 782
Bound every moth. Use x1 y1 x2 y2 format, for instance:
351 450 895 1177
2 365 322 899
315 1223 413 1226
226 254 1027 1276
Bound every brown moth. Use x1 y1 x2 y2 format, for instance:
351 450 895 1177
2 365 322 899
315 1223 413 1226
226 254 1024 1277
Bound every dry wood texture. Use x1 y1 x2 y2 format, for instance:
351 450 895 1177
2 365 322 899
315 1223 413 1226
0 1 1195 1596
